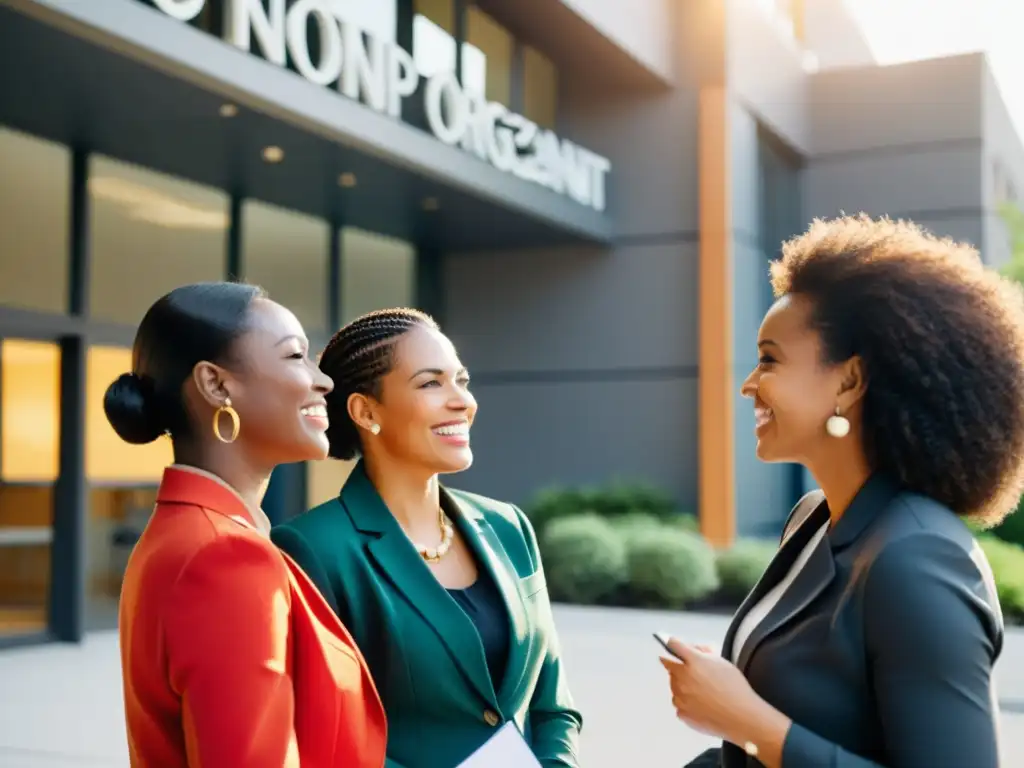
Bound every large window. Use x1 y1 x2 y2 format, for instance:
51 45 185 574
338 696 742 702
88 157 227 325
305 227 416 508
0 339 59 637
340 227 415 322
523 46 558 129
242 201 331 339
0 127 69 314
463 6 513 105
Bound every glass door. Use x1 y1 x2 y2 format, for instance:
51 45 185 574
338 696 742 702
0 337 60 639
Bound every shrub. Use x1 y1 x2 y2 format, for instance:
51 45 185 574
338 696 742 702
624 526 719 609
527 483 695 537
715 539 777 603
991 499 1024 549
540 514 628 605
978 535 1024 622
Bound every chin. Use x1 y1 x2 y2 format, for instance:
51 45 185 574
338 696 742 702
436 448 473 475
298 433 331 462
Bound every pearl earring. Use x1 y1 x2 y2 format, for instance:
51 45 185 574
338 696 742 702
825 407 850 438
369 423 381 435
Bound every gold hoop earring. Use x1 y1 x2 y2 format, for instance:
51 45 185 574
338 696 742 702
213 397 240 443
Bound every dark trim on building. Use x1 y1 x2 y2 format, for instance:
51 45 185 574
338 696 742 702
471 365 699 386
510 42 526 115
0 630 53 651
68 148 90 316
454 0 468 86
613 230 700 247
328 223 341 332
810 137 984 164
415 247 445 325
51 334 86 642
226 194 243 281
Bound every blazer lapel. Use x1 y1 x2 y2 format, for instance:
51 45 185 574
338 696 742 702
444 489 532 708
722 499 830 665
340 464 498 709
735 526 834 673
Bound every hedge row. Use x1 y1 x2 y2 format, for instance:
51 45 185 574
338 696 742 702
529 485 1024 621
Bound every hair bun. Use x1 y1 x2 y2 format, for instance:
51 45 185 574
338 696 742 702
103 372 165 445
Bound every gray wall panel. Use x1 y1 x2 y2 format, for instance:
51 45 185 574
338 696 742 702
809 55 984 156
444 240 699 373
450 377 699 511
804 146 984 221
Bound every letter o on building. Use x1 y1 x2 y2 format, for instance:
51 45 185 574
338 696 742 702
424 73 469 146
286 0 344 86
153 0 205 21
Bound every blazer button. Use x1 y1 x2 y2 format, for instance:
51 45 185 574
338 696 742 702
483 709 500 727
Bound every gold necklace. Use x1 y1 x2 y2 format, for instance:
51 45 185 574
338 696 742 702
416 507 454 563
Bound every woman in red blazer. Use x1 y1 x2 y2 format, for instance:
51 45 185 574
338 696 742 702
104 282 386 767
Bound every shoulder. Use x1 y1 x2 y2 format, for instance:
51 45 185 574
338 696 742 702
448 487 532 534
167 529 290 609
447 487 539 552
272 498 351 548
863 493 1003 648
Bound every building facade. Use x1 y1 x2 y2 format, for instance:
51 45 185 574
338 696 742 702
0 0 1021 646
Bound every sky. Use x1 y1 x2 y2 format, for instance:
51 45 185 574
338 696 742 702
846 0 1024 133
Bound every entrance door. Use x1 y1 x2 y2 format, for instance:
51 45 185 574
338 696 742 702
0 337 60 640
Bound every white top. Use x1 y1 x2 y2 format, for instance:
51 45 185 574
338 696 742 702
730 521 830 665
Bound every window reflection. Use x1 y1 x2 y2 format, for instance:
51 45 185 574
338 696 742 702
463 6 512 105
0 485 52 637
340 227 415 322
242 200 330 338
523 46 558 129
0 127 69 314
87 487 156 631
89 157 227 325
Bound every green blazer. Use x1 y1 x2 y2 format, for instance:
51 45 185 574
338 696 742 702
271 462 581 768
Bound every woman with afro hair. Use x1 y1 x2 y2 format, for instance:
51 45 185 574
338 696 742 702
661 215 1023 767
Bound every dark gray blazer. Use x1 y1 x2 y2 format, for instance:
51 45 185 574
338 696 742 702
690 474 1004 767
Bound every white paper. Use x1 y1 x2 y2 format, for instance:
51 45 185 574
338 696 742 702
455 721 543 768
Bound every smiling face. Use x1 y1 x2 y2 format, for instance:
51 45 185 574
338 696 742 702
351 325 476 475
740 294 850 464
195 297 335 466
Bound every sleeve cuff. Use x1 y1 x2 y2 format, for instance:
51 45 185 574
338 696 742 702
782 722 834 767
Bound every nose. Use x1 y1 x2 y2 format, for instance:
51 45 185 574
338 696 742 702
313 365 334 394
740 368 759 399
448 386 476 415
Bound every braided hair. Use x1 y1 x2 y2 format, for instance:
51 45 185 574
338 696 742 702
319 307 439 460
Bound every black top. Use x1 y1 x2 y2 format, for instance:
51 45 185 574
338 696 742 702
689 474 1004 768
447 570 510 691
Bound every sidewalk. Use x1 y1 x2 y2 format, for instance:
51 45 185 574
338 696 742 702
1 606 1022 767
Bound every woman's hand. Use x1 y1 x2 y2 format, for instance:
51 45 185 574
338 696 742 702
659 638 790 757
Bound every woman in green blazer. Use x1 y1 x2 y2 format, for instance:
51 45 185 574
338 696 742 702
271 308 581 768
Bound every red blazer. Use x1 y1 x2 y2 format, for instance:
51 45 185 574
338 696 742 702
119 466 387 767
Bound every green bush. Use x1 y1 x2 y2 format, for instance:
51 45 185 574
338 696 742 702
527 483 695 537
624 526 719 609
715 539 777 603
978 535 1024 622
991 501 1024 549
540 514 628 605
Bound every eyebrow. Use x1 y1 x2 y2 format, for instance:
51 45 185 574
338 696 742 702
408 367 469 381
274 334 307 347
757 339 779 349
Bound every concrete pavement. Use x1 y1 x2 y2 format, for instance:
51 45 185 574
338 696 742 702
0 606 1022 767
